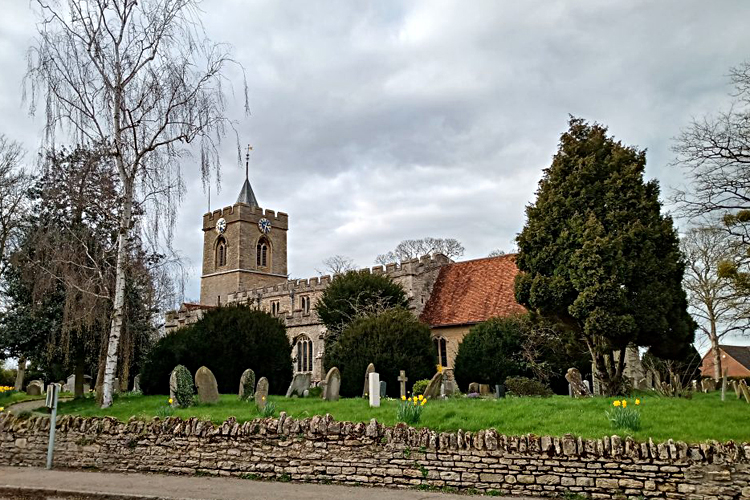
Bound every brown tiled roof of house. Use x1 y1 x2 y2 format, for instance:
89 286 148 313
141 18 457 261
420 254 526 328
721 345 750 371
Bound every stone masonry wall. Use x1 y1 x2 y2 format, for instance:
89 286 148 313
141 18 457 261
1 413 748 499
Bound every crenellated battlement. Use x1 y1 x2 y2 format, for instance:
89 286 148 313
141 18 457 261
202 204 289 231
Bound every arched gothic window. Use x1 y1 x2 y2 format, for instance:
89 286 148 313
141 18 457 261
257 237 269 268
215 237 227 267
433 337 448 367
295 335 313 373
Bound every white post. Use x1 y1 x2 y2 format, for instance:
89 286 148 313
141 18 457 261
45 383 60 470
368 372 380 408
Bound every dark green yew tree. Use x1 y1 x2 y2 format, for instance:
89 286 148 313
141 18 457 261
514 117 695 395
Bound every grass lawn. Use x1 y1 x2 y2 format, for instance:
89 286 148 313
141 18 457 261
54 391 750 444
0 391 46 407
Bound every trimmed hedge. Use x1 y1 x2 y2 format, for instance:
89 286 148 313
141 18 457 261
324 307 436 398
140 306 292 395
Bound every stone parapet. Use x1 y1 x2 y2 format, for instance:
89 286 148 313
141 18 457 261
1 413 748 499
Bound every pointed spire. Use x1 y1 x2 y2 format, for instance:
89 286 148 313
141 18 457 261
237 144 259 207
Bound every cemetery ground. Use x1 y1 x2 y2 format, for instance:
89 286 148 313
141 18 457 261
51 391 749 444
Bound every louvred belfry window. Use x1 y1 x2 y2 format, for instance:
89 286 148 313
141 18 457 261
257 237 269 267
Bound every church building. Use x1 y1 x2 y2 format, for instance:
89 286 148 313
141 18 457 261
166 161 524 382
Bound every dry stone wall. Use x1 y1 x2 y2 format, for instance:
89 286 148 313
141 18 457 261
1 412 748 500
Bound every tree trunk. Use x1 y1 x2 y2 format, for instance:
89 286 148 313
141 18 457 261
100 178 133 408
14 356 26 391
710 333 722 382
74 352 85 399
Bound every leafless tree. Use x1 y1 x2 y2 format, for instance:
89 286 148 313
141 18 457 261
375 237 464 265
25 0 246 407
488 249 506 257
672 62 750 293
318 255 356 275
681 226 749 381
0 135 30 283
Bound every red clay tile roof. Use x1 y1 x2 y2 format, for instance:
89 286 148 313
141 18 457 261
420 254 526 327
720 345 750 371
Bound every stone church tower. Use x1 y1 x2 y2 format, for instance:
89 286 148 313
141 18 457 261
199 152 288 306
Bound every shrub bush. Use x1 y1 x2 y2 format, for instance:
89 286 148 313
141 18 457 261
411 379 429 396
504 376 553 397
140 305 292 395
454 316 528 390
171 365 194 407
324 307 436 398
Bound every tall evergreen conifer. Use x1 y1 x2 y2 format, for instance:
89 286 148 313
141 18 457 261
514 118 695 395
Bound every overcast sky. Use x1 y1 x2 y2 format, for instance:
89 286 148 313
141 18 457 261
1 1 749 352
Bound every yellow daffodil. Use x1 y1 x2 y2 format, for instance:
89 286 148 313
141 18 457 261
622 400 627 408
401 395 406 401
418 394 424 401
613 400 621 407
168 398 173 405
413 400 418 406
262 396 266 401
635 399 641 405
0 407 4 412
420 400 426 406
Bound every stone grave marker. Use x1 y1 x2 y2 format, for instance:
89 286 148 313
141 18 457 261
368 372 380 408
239 369 256 400
733 380 741 399
362 363 375 397
169 369 179 406
132 374 141 392
26 380 44 396
113 377 121 394
565 368 592 397
318 380 327 399
740 380 750 404
255 377 269 409
323 367 341 401
479 384 491 396
285 373 311 398
397 370 408 399
702 378 717 393
423 371 443 399
195 366 220 404
442 368 458 396
303 389 309 397
468 382 480 394
380 381 387 398
691 380 698 392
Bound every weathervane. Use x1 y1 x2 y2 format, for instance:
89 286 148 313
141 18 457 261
245 144 253 180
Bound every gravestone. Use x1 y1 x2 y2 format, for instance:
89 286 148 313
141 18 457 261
368 372 380 408
565 368 591 397
702 378 717 393
303 389 309 398
423 372 443 399
323 367 341 401
255 377 269 409
132 374 141 392
113 377 121 394
319 381 327 399
26 380 44 396
495 384 506 398
195 366 220 404
380 381 387 398
363 363 375 397
733 380 741 399
239 369 256 400
442 368 458 396
691 380 698 392
740 380 750 404
468 382 480 394
169 369 179 406
479 384 491 396
397 370 408 399
285 373 311 398
64 374 92 393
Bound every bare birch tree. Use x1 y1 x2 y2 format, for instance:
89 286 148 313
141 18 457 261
318 255 356 275
375 237 464 265
0 135 30 282
681 226 749 380
26 0 246 407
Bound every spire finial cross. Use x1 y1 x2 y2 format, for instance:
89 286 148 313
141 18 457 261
245 144 253 180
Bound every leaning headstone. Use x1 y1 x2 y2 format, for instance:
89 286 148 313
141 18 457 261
255 377 269 409
733 380 741 399
468 382 480 394
369 372 380 408
239 369 256 400
323 367 341 401
740 380 750 404
363 363 376 397
169 369 179 406
26 380 44 396
195 366 220 404
479 384 491 396
132 374 141 392
397 370 408 399
285 373 311 398
442 368 458 396
565 368 592 397
423 372 443 399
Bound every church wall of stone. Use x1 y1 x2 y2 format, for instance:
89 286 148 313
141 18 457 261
431 325 470 369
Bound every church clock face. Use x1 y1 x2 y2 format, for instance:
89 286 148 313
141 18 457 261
216 218 227 234
258 217 272 234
